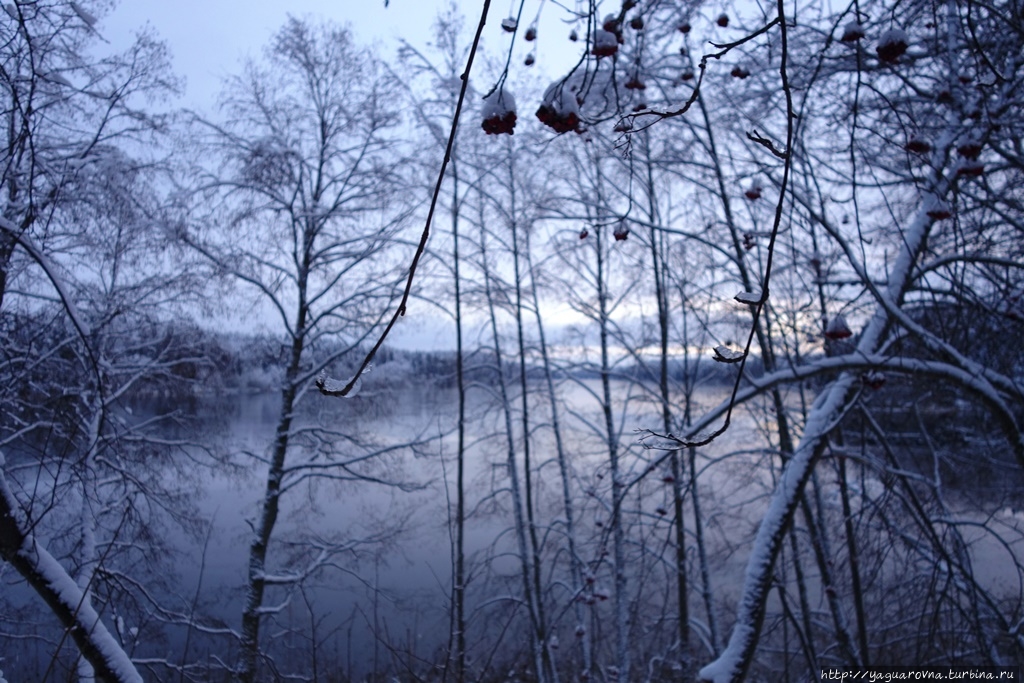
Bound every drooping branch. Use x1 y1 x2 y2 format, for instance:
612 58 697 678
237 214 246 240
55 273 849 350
317 0 494 398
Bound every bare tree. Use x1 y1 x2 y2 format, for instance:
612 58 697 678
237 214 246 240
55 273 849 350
0 2 184 680
180 18 422 682
472 0 1024 679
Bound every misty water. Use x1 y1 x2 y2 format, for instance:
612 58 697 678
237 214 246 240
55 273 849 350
174 385 464 677
140 379 754 678
134 376 816 678
5 379 1021 680
3 382 472 679
175 384 1024 679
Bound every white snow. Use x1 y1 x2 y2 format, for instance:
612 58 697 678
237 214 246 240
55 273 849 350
0 459 142 682
825 313 851 337
842 21 865 38
482 87 516 119
33 68 73 88
592 29 618 53
734 290 762 305
925 197 950 216
317 364 371 398
712 345 744 363
878 28 908 48
70 2 97 27
701 128 957 682
999 507 1024 523
34 544 142 682
52 73 73 87
541 81 581 118
698 373 857 683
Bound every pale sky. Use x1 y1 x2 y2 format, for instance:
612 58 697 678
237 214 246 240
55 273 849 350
99 1 469 348
98 1 590 349
102 0 462 110
101 0 585 112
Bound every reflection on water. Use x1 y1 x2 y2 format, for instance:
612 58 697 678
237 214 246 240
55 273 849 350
173 384 464 679
4 378 1022 680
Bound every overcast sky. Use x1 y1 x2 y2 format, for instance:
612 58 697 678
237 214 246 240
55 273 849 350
98 1 588 349
102 0 585 112
101 0 457 110
97 1 463 347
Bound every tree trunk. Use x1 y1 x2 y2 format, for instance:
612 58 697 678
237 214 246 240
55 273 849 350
239 260 310 682
508 153 557 683
525 226 592 678
479 208 547 683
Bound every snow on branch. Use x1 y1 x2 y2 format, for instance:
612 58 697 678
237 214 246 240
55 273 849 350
315 364 370 398
697 109 1008 680
712 346 745 363
96 568 240 639
697 373 856 683
0 453 142 683
0 217 92 340
733 291 763 305
810 185 1022 401
644 352 1022 471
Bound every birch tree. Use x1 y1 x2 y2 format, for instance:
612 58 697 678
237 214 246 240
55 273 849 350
181 18 419 682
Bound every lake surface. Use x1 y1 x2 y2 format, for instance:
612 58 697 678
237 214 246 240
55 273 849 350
140 379 748 679
3 378 1022 680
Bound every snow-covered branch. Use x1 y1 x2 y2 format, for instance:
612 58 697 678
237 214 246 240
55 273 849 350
0 454 142 683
